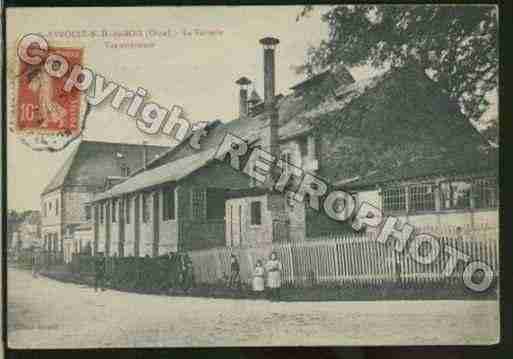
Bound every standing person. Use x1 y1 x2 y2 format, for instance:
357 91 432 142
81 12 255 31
252 260 265 297
228 254 241 290
266 252 283 301
94 253 106 292
180 253 194 293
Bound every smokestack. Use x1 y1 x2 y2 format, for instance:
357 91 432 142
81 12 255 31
259 37 280 110
259 36 280 159
235 76 252 118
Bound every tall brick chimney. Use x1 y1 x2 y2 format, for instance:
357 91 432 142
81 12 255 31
235 76 251 118
259 36 280 159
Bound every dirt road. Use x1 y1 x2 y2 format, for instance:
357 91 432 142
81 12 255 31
7 268 499 348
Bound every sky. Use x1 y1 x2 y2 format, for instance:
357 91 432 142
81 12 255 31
6 6 497 211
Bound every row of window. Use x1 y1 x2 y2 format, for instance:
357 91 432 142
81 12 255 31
94 187 226 225
97 191 166 225
381 177 498 213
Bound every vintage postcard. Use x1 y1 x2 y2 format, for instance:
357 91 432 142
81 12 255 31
5 5 499 348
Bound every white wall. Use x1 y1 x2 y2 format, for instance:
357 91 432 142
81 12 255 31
158 188 179 255
356 189 499 232
140 191 154 257
124 195 135 256
109 199 120 256
226 195 272 247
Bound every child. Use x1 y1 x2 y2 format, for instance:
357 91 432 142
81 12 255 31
252 260 265 297
266 252 283 301
228 254 241 290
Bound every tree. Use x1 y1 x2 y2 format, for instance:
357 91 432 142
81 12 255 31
7 210 23 248
481 117 499 145
298 5 498 123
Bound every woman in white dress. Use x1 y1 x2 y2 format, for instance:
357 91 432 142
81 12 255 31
265 252 282 301
252 260 265 296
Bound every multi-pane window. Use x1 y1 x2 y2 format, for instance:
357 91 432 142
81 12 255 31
440 180 471 210
125 197 131 224
250 201 262 225
191 188 206 219
473 178 498 209
112 199 117 223
409 183 436 212
142 193 150 223
381 177 497 213
163 187 176 221
382 187 406 212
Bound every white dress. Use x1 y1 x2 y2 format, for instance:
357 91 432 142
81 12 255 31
252 266 265 292
266 259 282 288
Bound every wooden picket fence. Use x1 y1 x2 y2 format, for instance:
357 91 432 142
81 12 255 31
188 227 499 288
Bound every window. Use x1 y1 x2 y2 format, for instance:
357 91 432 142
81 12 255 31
112 199 117 223
473 178 498 209
382 187 406 212
85 205 91 221
125 197 131 224
56 199 59 215
49 201 52 212
440 180 471 210
251 201 262 225
191 188 206 219
163 187 176 220
142 193 150 223
121 164 130 177
409 183 436 212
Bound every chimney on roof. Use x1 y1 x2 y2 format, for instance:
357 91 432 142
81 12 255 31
248 88 262 116
259 36 280 110
235 76 252 118
259 36 280 159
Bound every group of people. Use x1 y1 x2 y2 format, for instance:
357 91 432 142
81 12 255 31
92 251 283 300
93 252 195 293
228 252 283 301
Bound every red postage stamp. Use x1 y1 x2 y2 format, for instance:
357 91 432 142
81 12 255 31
12 45 87 151
17 47 83 134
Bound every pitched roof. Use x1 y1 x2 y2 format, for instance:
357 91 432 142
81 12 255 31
93 147 218 201
340 150 498 190
93 65 490 201
42 144 81 195
42 140 169 195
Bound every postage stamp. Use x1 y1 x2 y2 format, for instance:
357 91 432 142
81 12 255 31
11 45 87 151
